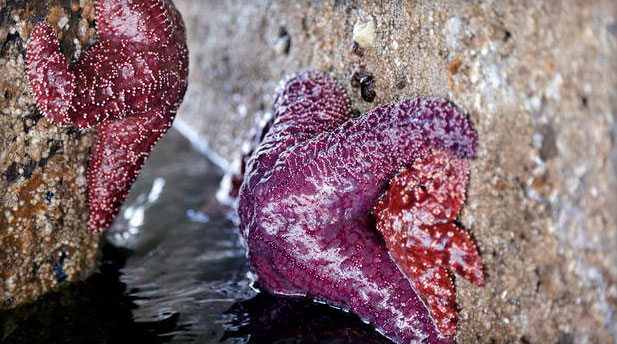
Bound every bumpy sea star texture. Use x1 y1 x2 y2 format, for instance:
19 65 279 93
238 70 478 343
26 0 189 233
374 150 485 336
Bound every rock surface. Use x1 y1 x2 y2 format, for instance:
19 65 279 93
174 0 617 342
0 0 99 308
1 0 616 342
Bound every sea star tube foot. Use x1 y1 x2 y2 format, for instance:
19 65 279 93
375 149 485 336
238 70 478 343
26 0 189 233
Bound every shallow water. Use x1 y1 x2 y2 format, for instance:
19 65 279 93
0 129 389 343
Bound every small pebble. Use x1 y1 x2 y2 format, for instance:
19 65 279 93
274 26 290 55
353 19 376 49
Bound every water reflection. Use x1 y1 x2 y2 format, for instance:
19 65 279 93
105 129 255 342
222 292 391 344
0 243 181 344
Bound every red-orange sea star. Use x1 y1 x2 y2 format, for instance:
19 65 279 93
374 149 485 336
26 0 188 233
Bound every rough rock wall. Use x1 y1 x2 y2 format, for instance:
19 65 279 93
174 0 617 342
0 0 99 308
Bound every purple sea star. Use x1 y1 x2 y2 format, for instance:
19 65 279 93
26 0 189 233
238 70 478 343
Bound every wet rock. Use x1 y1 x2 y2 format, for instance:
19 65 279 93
174 0 617 342
0 0 99 308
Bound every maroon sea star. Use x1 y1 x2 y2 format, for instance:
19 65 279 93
238 70 478 343
374 149 484 336
26 0 189 233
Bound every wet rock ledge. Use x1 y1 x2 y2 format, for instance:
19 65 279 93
0 0 616 343
0 0 99 308
174 0 617 343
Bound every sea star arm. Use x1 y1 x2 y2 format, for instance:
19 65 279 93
375 149 484 285
87 108 173 233
425 223 485 286
251 215 452 344
26 22 75 127
248 71 352 176
240 70 353 294
267 97 478 217
95 0 181 45
379 222 482 336
26 23 130 129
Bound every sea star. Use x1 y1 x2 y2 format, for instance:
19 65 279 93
374 149 485 336
26 0 189 233
238 70 478 343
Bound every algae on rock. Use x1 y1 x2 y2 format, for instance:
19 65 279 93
0 0 99 308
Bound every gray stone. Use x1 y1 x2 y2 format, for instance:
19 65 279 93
1 0 616 342
0 0 99 308
174 0 617 342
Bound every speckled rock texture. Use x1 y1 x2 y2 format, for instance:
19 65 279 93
0 0 99 308
174 0 617 342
